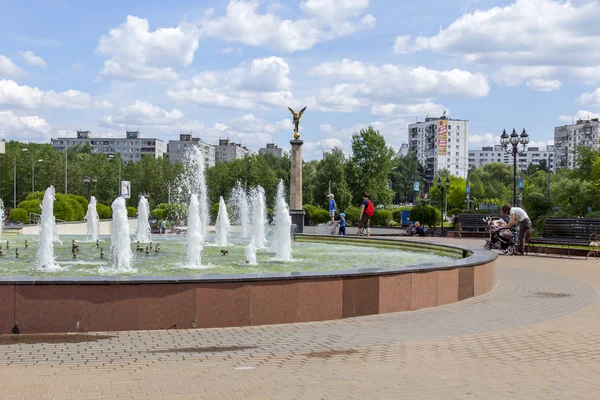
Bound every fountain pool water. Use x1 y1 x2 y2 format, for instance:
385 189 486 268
0 234 456 277
84 196 100 242
136 196 152 243
215 196 230 247
36 186 61 271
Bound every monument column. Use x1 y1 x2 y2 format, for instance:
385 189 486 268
289 139 305 233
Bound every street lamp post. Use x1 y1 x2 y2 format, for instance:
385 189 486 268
436 176 450 236
500 128 529 206
32 159 43 193
13 148 27 209
83 176 97 200
108 155 122 197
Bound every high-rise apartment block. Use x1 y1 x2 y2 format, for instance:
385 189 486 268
166 134 216 167
554 118 600 169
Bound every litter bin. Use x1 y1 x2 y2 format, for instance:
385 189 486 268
401 210 410 226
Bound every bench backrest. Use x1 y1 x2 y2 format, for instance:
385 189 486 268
457 214 508 230
543 218 600 239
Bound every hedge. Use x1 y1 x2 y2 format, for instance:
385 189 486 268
17 200 41 216
312 209 330 224
96 203 112 219
127 207 138 218
9 208 28 224
371 209 393 226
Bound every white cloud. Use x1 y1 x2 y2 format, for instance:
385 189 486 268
393 35 411 54
493 66 557 86
0 79 112 109
18 50 47 68
559 110 600 124
220 47 242 55
201 0 375 52
371 102 448 118
167 56 293 109
99 100 184 128
579 88 600 107
0 110 51 140
468 133 551 150
525 78 561 92
309 59 489 112
0 55 26 78
227 113 292 133
304 137 343 158
413 0 600 67
96 15 199 81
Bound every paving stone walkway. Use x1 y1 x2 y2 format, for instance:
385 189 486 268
2 237 600 399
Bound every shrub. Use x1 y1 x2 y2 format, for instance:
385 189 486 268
127 207 138 218
344 205 361 224
71 195 88 213
302 204 318 217
312 209 330 224
155 203 169 210
25 192 44 201
164 203 187 222
96 203 112 219
391 206 412 223
409 205 439 227
53 198 74 221
151 208 165 220
371 210 393 226
10 208 28 224
17 200 41 216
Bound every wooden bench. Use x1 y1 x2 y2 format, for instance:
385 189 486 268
527 218 600 257
456 214 508 237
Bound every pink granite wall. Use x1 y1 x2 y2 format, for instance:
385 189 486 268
0 261 495 334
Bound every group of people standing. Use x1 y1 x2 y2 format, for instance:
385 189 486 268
327 192 374 237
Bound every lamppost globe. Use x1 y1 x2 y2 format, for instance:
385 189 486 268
500 129 509 145
510 128 519 145
520 128 529 145
436 177 442 188
445 177 450 189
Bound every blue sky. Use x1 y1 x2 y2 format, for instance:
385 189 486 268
1 0 599 159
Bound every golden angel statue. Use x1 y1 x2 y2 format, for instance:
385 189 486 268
288 106 307 139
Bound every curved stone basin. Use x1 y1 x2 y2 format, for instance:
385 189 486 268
0 235 497 334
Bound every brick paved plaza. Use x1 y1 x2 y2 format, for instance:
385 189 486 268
1 237 600 399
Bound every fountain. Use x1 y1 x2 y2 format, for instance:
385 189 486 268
179 147 209 239
215 196 230 247
110 197 133 271
136 196 152 243
245 239 257 265
0 198 4 237
272 180 292 261
250 186 267 248
231 182 251 238
186 194 203 268
36 186 61 271
84 196 100 242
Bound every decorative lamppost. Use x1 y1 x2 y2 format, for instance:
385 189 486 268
436 176 450 236
83 176 97 199
501 128 529 206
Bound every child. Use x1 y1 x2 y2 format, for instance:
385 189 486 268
338 213 346 235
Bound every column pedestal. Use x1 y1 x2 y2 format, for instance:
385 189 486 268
290 139 305 233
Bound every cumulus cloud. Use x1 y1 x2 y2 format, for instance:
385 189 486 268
18 50 47 68
370 102 448 118
201 0 375 52
96 15 199 81
525 78 561 92
468 133 552 150
167 56 294 109
308 59 488 112
0 55 26 78
303 137 344 159
0 110 52 141
0 79 112 109
559 110 600 124
99 100 184 128
393 35 411 54
579 88 600 107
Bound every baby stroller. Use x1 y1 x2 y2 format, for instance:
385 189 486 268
483 216 517 255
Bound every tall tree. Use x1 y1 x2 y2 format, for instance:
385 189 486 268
315 148 352 211
389 152 423 203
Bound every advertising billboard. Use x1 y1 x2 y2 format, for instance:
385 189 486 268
438 120 448 156
120 181 131 199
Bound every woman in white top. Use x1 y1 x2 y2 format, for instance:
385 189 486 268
501 204 531 255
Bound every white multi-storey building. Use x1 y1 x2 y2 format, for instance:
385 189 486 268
166 134 216 167
51 130 164 162
468 145 555 171
408 115 469 180
554 118 600 169
258 143 288 157
214 139 255 164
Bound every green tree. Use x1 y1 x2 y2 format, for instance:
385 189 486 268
390 152 423 204
348 126 394 205
315 148 352 211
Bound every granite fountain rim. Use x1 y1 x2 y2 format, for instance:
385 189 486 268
0 235 497 285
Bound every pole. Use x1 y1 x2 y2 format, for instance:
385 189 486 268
328 180 331 194
118 160 121 197
547 151 551 203
64 147 68 194
441 188 444 236
168 182 171 204
32 163 34 193
513 148 517 206
13 154 16 209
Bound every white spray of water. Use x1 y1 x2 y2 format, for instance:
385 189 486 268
272 180 292 261
84 196 100 242
136 196 152 243
178 147 209 239
231 181 251 238
36 186 61 271
250 186 267 248
186 194 203 268
111 197 133 271
215 196 230 247
0 198 4 238
245 239 257 265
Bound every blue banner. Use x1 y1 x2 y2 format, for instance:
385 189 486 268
517 179 525 189
413 181 420 191
466 185 470 194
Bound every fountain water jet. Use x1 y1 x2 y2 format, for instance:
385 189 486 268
215 196 230 247
231 182 251 238
186 194 203 268
136 196 152 243
245 239 257 265
178 147 209 239
250 186 267 248
110 197 133 271
0 198 4 238
84 196 100 242
36 186 61 271
272 180 292 261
